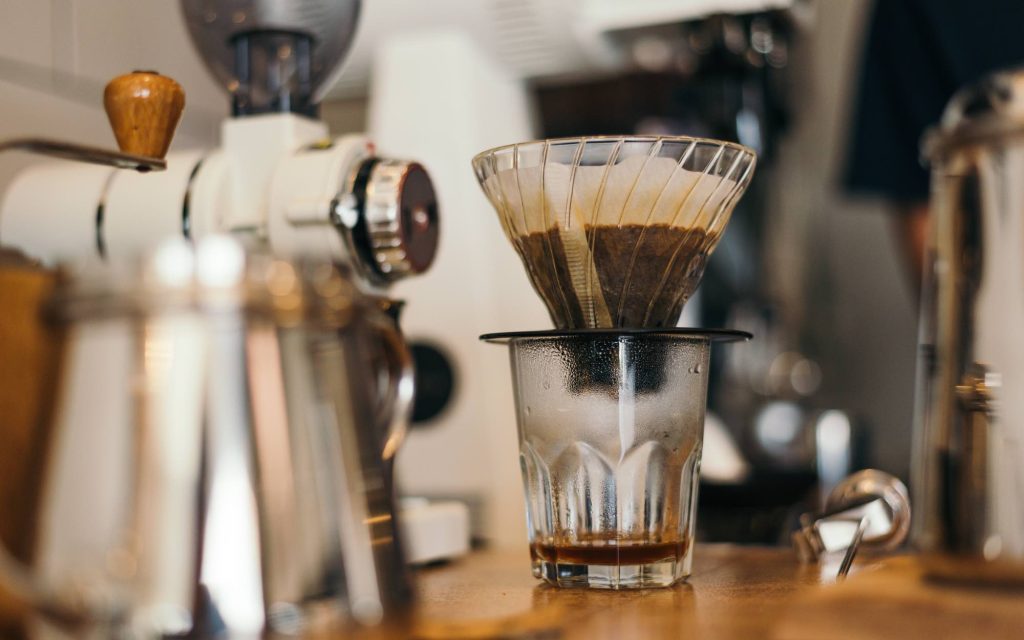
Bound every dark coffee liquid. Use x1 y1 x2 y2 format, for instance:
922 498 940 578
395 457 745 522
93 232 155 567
514 224 713 328
531 538 689 565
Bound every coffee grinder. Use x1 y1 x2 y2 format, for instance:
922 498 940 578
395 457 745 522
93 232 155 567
1 0 439 298
0 0 469 570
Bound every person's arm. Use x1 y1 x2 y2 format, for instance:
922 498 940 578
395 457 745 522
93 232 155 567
844 1 949 295
891 202 929 293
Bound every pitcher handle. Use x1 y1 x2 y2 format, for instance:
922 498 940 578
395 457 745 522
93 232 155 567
367 314 415 461
0 536 119 629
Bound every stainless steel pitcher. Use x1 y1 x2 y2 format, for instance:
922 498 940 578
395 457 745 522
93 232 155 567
0 236 414 637
915 68 1024 583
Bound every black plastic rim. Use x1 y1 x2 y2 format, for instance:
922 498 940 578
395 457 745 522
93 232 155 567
479 328 752 344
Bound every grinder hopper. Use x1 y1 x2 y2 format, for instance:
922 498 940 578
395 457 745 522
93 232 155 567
472 136 756 329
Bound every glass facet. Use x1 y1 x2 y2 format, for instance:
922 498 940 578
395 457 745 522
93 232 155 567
472 136 756 329
493 332 714 589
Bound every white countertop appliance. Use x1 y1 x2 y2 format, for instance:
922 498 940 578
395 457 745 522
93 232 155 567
1 0 439 296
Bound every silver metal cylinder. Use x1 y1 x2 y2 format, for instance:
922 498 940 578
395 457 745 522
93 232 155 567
915 68 1024 583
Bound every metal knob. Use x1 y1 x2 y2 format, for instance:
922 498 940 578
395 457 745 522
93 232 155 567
955 364 998 413
360 159 439 283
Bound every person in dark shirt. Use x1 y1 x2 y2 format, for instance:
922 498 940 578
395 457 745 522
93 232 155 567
845 0 1024 289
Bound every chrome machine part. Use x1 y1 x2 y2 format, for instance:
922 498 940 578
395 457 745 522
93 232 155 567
180 0 361 116
916 67 1024 584
923 69 1024 157
0 236 413 637
793 469 911 579
268 137 440 289
358 159 439 283
0 138 165 172
826 469 911 553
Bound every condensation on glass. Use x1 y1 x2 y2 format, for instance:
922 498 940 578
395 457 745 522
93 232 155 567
488 331 718 589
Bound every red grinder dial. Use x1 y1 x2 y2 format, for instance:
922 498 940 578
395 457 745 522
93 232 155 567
360 159 439 282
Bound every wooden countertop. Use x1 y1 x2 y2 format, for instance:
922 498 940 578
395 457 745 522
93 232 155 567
412 544 827 639
411 544 1024 640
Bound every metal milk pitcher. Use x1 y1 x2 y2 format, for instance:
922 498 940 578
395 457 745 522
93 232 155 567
915 68 1024 583
0 236 414 637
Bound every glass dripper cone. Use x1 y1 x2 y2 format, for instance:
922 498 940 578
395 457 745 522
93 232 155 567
472 136 756 329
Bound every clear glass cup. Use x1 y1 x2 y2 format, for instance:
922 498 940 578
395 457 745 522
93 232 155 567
482 328 748 589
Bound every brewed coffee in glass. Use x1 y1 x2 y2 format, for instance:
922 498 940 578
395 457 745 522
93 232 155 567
482 329 748 589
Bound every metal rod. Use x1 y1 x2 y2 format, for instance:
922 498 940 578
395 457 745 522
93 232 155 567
0 138 165 172
837 516 869 580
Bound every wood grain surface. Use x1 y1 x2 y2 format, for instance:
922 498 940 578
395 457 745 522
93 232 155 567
103 71 184 158
775 556 1024 640
412 545 1024 640
412 544 827 639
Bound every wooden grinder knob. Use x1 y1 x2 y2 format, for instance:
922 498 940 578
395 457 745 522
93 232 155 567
103 71 185 159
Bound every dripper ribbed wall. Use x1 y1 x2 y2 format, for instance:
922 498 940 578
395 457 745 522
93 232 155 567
472 136 756 329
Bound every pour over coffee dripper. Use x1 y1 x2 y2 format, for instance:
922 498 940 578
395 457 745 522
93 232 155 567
472 136 756 329
475 136 756 589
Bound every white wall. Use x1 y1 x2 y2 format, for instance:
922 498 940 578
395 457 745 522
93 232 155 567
0 0 226 201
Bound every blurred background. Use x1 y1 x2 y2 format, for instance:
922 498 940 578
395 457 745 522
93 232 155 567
0 0 919 547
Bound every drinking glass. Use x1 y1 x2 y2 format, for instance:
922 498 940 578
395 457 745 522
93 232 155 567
482 328 748 589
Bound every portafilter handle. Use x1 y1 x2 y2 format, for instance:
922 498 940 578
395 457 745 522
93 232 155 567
0 71 184 172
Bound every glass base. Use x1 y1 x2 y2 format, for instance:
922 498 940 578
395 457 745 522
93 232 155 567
538 558 688 589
